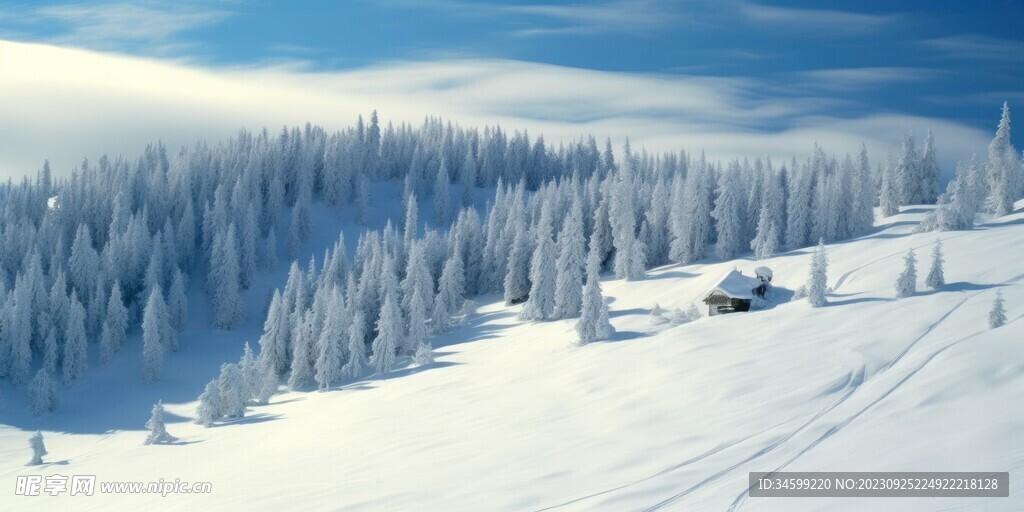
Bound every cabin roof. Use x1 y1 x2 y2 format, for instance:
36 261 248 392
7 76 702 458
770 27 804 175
705 269 762 300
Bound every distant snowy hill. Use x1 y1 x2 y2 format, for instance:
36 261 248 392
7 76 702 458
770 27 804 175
2 199 1021 511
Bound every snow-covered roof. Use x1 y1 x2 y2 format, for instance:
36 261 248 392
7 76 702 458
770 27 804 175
705 269 762 300
754 266 773 279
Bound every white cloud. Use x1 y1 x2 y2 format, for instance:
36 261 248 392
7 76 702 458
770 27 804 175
739 2 898 36
921 34 1024 63
0 39 991 184
789 67 944 92
12 1 231 55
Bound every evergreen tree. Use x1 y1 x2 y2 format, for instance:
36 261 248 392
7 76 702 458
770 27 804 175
238 341 257 399
851 144 876 234
879 158 900 217
712 163 747 259
752 169 785 260
987 102 1019 216
989 290 1007 328
142 287 170 383
258 290 290 375
218 363 247 418
894 132 920 205
168 269 187 331
413 340 434 366
63 290 88 385
287 311 315 390
806 240 829 308
100 281 128 364
8 276 33 385
433 252 465 332
314 293 346 391
503 221 531 305
194 378 223 427
143 400 177 445
28 431 47 466
343 311 368 379
406 284 431 355
553 199 586 319
433 156 452 225
520 203 558 321
920 130 940 204
576 237 615 345
254 355 279 405
210 224 246 329
371 293 403 377
895 249 918 299
69 224 99 301
925 239 945 290
29 368 58 416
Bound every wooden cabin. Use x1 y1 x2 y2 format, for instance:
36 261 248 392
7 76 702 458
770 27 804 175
702 268 771 316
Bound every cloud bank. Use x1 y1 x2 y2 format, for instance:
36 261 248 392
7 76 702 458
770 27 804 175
0 40 992 182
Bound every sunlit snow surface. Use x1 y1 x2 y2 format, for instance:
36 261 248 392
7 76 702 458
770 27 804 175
1 198 1022 511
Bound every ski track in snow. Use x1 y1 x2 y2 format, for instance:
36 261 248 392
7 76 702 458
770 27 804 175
626 272 1020 511
722 276 1024 512
533 242 1019 512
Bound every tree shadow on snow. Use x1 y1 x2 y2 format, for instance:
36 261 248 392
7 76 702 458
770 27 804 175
824 296 892 307
213 412 282 428
647 270 699 281
920 282 1002 294
600 330 646 343
609 307 652 319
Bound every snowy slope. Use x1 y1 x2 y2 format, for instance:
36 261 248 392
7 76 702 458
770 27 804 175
2 201 1023 511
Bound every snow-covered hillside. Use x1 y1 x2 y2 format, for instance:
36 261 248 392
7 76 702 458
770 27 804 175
2 199 1021 511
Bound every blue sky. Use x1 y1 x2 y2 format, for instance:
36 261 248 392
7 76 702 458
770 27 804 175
0 0 1021 177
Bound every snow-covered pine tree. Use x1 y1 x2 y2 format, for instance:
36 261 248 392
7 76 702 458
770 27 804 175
238 341 257 399
879 157 901 217
29 368 58 416
433 156 452 226
194 378 223 427
987 102 1019 216
712 162 747 259
413 340 434 366
851 144 876 234
576 236 615 345
786 160 814 248
8 276 34 385
142 286 170 383
406 283 430 355
751 168 784 260
503 219 532 305
143 400 177 445
806 240 829 307
100 281 128 364
433 252 465 332
28 431 46 466
69 224 99 302
287 311 316 390
218 363 247 418
210 224 246 329
258 290 290 375
343 311 368 379
520 202 558 321
371 292 403 377
920 130 940 204
314 292 346 391
553 198 586 319
263 228 278 272
989 290 1007 328
63 290 88 385
925 239 945 290
168 269 187 331
894 132 920 205
895 248 918 299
